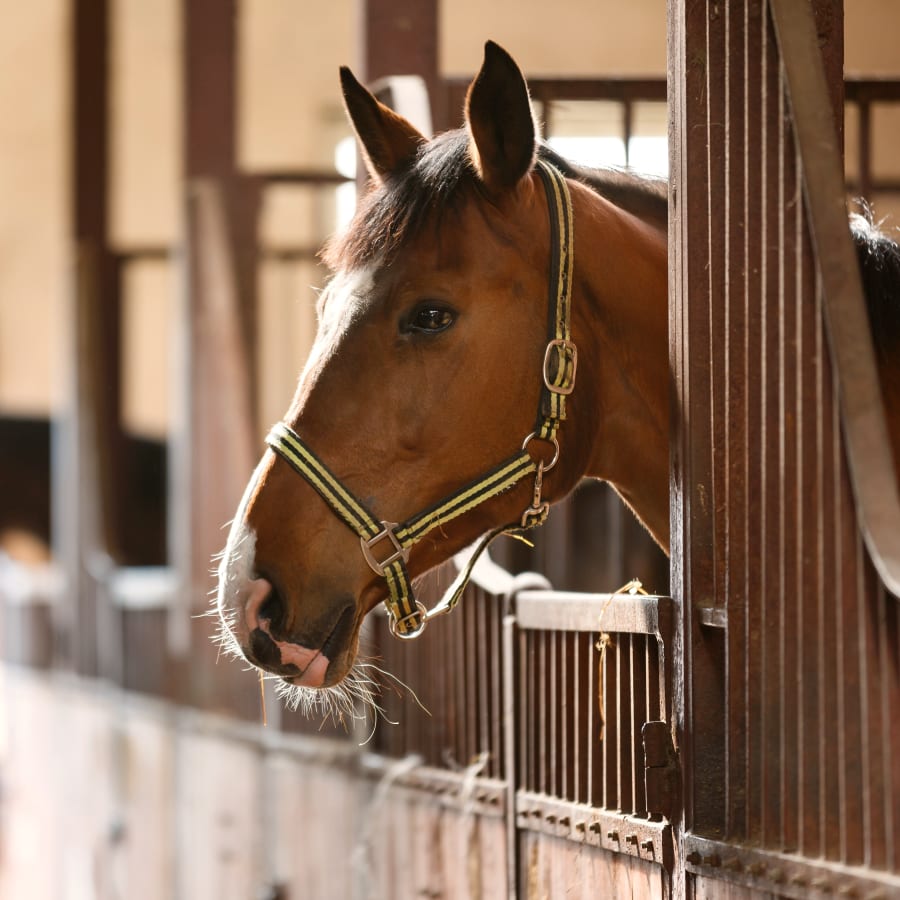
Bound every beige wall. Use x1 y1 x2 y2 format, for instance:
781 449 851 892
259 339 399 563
0 0 68 416
2 1 900 432
441 0 667 77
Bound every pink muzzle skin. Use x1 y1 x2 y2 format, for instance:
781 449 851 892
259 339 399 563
243 577 330 688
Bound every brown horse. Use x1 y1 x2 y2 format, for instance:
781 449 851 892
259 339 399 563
216 41 898 715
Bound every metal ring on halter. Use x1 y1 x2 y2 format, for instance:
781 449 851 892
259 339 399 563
388 600 429 640
521 432 560 471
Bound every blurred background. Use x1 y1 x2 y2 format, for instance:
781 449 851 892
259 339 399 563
0 1 898 897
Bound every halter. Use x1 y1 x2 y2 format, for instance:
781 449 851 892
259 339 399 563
265 159 576 639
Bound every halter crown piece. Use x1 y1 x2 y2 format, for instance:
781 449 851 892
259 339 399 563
266 159 576 639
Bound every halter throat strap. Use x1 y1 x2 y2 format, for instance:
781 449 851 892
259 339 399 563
265 159 575 638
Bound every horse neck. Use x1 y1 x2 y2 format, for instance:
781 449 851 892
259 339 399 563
568 180 671 552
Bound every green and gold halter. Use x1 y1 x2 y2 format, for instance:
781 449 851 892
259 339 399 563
266 159 576 639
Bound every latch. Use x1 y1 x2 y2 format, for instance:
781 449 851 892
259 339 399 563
642 720 680 821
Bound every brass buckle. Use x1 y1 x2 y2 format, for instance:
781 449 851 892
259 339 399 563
543 339 578 395
361 522 410 576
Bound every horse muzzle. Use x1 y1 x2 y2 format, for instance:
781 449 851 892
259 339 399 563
228 574 358 689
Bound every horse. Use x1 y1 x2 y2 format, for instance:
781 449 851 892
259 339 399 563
215 41 900 717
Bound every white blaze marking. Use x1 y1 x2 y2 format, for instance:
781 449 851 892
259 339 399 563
299 264 378 389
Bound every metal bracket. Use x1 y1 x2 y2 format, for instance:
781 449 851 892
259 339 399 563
642 720 681 821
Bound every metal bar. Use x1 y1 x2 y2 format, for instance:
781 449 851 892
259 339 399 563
586 631 594 807
539 630 547 796
724 0 749 841
770 0 900 595
560 631 568 800
802 179 823 857
550 631 558 798
502 611 517 900
761 4 783 851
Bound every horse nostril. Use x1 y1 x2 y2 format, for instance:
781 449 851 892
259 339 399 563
258 586 284 633
245 576 279 632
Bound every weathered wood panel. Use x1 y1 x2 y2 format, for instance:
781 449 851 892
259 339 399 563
520 831 665 899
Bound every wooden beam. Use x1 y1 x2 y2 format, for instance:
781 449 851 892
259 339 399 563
360 0 443 128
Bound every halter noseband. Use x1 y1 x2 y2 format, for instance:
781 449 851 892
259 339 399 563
265 160 576 639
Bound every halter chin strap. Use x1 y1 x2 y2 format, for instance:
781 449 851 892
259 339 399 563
265 159 576 639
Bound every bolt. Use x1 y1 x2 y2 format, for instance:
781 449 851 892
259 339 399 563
625 834 639 846
640 839 654 853
702 854 721 868
686 851 702 866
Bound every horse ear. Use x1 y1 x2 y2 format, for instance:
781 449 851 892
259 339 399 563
465 41 537 191
340 66 426 182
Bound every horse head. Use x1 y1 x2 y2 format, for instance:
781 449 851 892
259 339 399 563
216 41 670 713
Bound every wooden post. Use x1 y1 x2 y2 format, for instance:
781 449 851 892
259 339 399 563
54 0 122 676
171 0 261 715
360 0 443 128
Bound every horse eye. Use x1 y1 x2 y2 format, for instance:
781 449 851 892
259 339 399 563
406 304 456 335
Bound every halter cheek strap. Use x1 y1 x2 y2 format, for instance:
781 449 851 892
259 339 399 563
265 159 576 639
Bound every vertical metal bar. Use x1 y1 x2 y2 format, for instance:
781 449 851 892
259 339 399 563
550 631 558 798
619 633 632 813
587 631 594 806
502 610 517 900
883 582 900 870
603 634 616 810
466 582 478 764
778 75 801 853
561 632 569 801
538 631 547 796
761 2 784 851
574 629 581 803
491 591 502 780
820 270 842 861
723 0 750 842
839 446 865 865
629 633 638 815
863 557 887 868
520 629 528 792
798 151 822 859
744 0 766 847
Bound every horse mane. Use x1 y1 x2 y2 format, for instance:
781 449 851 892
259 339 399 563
851 210 900 367
536 144 669 232
322 130 669 271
